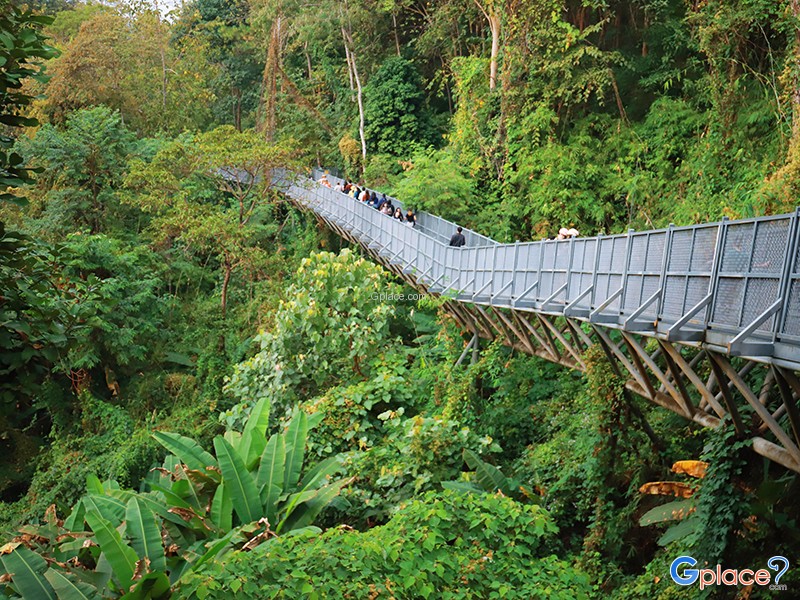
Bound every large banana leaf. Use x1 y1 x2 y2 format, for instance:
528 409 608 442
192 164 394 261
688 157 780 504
125 498 166 572
239 397 271 470
82 495 127 527
43 569 101 600
0 546 56 600
85 475 104 496
256 433 285 523
296 455 343 492
152 432 216 473
283 410 308 492
463 449 511 495
213 436 262 525
84 510 138 591
112 491 186 529
638 499 694 526
277 478 352 533
119 572 171 600
210 483 233 532
63 500 85 532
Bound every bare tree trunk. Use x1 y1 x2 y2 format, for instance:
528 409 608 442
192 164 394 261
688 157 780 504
342 27 367 163
474 0 500 91
392 12 401 57
488 12 500 91
221 261 231 317
260 16 282 142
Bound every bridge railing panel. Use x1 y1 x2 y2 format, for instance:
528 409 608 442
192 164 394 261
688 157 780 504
492 244 516 304
658 223 719 328
567 237 598 306
622 229 668 319
778 224 800 346
591 234 628 314
537 240 571 307
471 246 494 302
707 215 795 351
512 242 542 309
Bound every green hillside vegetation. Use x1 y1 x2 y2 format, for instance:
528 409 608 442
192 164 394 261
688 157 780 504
2 0 800 598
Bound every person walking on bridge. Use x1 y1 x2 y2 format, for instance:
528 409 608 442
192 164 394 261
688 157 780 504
449 227 466 247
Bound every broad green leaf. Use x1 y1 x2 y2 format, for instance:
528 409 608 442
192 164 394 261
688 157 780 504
64 500 85 531
256 433 285 523
84 510 138 590
184 530 236 574
296 455 342 492
152 432 216 473
639 499 694 526
213 436 262 525
239 397 270 469
283 410 308 492
210 483 233 532
658 516 700 547
463 449 510 495
44 569 101 600
82 495 126 527
125 498 166 572
277 478 352 533
86 475 104 496
441 481 482 494
0 547 55 600
119 572 170 600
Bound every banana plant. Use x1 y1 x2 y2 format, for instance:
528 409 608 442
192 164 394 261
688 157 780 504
442 449 540 504
0 401 351 599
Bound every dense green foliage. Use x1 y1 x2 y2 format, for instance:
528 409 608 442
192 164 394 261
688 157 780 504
3 0 800 598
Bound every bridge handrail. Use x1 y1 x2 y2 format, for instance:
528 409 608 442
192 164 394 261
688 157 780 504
311 167 498 248
278 170 800 368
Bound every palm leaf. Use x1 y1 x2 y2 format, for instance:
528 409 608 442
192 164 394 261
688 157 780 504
0 547 55 600
239 397 271 470
283 410 308 492
43 569 101 600
210 483 233 532
82 495 126 527
277 478 352 533
639 499 694 526
213 436 262 525
84 510 138 590
119 572 170 600
463 449 510 495
124 497 166 572
152 432 216 473
256 433 285 523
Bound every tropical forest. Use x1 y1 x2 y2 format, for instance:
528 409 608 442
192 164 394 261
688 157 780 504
2 0 800 598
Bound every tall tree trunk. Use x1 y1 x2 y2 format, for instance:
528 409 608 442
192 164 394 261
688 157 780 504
260 16 282 142
342 27 367 164
488 13 500 91
221 261 231 317
474 0 500 91
392 12 401 57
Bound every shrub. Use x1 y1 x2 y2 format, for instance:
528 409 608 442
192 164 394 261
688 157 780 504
179 489 592 599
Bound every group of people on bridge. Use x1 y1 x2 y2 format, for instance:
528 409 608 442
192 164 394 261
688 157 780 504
319 174 417 227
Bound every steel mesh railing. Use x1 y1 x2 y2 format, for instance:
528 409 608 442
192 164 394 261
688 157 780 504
281 171 800 366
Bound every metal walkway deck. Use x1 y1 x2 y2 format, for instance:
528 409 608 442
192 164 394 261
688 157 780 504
279 170 800 473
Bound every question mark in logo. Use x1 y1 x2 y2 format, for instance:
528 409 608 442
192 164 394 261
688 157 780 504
768 556 789 585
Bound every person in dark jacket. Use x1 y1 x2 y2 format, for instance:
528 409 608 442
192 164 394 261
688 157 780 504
393 207 405 221
449 227 466 247
405 209 416 227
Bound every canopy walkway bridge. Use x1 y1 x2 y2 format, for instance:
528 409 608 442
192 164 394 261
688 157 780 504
276 169 800 474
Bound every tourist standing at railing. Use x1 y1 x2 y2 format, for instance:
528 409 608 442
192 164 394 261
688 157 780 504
359 187 369 202
405 208 416 227
393 208 405 222
449 227 466 247
334 181 343 193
